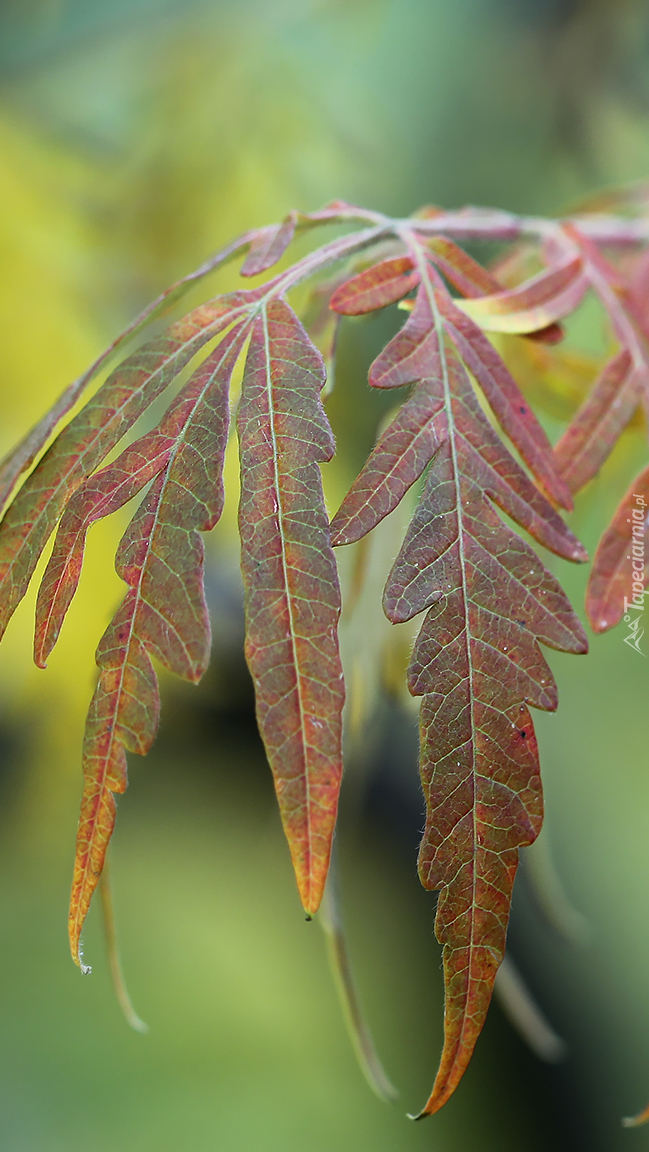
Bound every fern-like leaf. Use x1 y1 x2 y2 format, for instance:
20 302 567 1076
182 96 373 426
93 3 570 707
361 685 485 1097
332 249 587 1116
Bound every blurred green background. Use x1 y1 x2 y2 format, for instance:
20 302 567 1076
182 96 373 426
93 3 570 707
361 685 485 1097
0 1 648 1149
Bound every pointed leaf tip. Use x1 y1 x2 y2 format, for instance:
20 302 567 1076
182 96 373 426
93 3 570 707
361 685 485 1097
238 299 345 915
374 257 587 1112
623 1103 649 1129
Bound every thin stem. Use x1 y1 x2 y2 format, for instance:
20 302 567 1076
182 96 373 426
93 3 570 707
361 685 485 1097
494 954 567 1064
320 854 398 1102
100 859 148 1034
521 837 589 945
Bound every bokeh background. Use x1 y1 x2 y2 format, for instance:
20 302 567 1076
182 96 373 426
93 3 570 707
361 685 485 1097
0 1 648 1149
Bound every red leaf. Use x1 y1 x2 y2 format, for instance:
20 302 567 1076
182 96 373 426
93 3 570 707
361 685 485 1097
237 299 345 915
553 350 645 493
0 200 624 1113
335 261 587 1116
585 466 649 633
329 257 420 314
0 293 254 645
62 324 247 967
241 213 298 276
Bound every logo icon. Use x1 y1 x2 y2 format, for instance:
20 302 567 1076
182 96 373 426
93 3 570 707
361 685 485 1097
623 610 645 656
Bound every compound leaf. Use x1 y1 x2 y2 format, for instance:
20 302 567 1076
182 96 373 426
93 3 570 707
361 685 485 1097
0 199 632 1117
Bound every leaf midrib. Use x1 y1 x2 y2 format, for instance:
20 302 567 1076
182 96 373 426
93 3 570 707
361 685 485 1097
409 236 479 1082
260 304 313 900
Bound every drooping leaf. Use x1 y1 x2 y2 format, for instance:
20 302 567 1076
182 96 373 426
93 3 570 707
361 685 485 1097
2 197 643 1116
333 263 587 1117
237 298 345 916
54 323 247 967
585 465 649 633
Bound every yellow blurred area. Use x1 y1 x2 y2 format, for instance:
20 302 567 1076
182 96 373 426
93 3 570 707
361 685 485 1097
0 108 121 760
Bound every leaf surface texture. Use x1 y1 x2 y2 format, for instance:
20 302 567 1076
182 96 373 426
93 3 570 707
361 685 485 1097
238 298 344 915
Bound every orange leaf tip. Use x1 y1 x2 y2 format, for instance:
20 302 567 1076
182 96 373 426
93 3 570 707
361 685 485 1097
623 1103 649 1128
